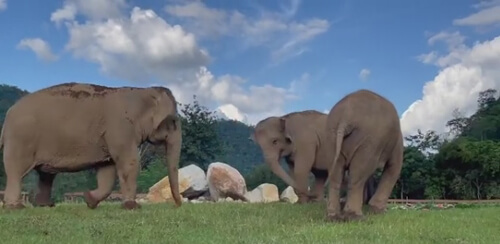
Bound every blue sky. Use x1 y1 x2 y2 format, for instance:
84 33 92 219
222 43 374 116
1 0 500 136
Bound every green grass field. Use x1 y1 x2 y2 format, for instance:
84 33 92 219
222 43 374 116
0 201 499 244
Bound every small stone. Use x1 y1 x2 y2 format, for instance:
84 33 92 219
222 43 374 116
146 164 208 203
245 183 279 203
280 186 298 203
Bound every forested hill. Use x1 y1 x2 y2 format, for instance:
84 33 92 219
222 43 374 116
215 120 263 174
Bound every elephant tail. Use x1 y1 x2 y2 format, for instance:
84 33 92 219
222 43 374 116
324 122 347 188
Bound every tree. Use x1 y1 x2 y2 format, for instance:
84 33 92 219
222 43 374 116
446 108 470 136
404 129 442 153
178 95 224 170
477 88 497 111
396 130 445 199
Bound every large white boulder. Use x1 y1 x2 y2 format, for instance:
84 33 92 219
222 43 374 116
146 164 208 203
206 162 247 201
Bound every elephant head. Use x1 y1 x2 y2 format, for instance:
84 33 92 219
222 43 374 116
143 87 183 207
250 116 308 195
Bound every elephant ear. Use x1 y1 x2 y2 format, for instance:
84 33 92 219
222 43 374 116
279 117 293 144
158 114 179 132
147 89 177 133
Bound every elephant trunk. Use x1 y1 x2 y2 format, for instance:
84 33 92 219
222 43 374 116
165 129 182 207
264 154 309 196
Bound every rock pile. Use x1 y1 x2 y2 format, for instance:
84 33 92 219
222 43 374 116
143 162 299 204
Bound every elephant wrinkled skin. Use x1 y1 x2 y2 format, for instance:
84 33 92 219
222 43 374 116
251 110 377 204
324 89 404 222
0 82 183 210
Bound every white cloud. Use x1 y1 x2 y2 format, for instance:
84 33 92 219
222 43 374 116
63 7 210 82
49 2 301 125
16 38 58 62
417 31 468 68
51 0 127 24
454 0 500 27
359 68 371 81
0 0 6 11
270 18 329 63
169 67 299 124
417 51 438 64
427 31 466 49
288 72 310 93
165 0 329 63
400 35 500 137
217 104 248 122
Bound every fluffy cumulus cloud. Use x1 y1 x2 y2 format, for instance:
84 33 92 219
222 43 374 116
63 7 210 81
164 0 329 63
168 67 298 123
401 30 500 137
47 0 305 124
16 38 58 62
359 68 371 81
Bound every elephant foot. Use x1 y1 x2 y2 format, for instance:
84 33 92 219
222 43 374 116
368 204 386 215
34 195 55 208
296 196 309 204
342 211 366 222
308 195 323 203
83 191 100 209
33 201 55 208
325 212 344 223
122 200 141 210
3 202 26 210
340 199 346 210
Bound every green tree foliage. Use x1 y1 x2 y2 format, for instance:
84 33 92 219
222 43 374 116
137 158 168 193
178 95 224 171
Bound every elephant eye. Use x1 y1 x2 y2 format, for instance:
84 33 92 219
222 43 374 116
272 139 278 145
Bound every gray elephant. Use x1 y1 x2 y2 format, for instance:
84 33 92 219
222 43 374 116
0 82 183 210
324 89 403 222
250 110 377 204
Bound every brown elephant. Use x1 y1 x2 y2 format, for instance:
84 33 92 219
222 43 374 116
0 82 183 210
323 89 403 222
250 110 377 204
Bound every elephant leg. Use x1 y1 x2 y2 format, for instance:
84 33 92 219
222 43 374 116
309 169 327 202
292 154 315 204
342 151 377 222
363 174 377 205
33 171 56 207
2 155 34 209
84 164 116 209
325 156 346 222
368 148 403 214
112 151 140 210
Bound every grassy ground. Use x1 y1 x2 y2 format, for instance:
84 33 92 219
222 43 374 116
0 201 499 244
